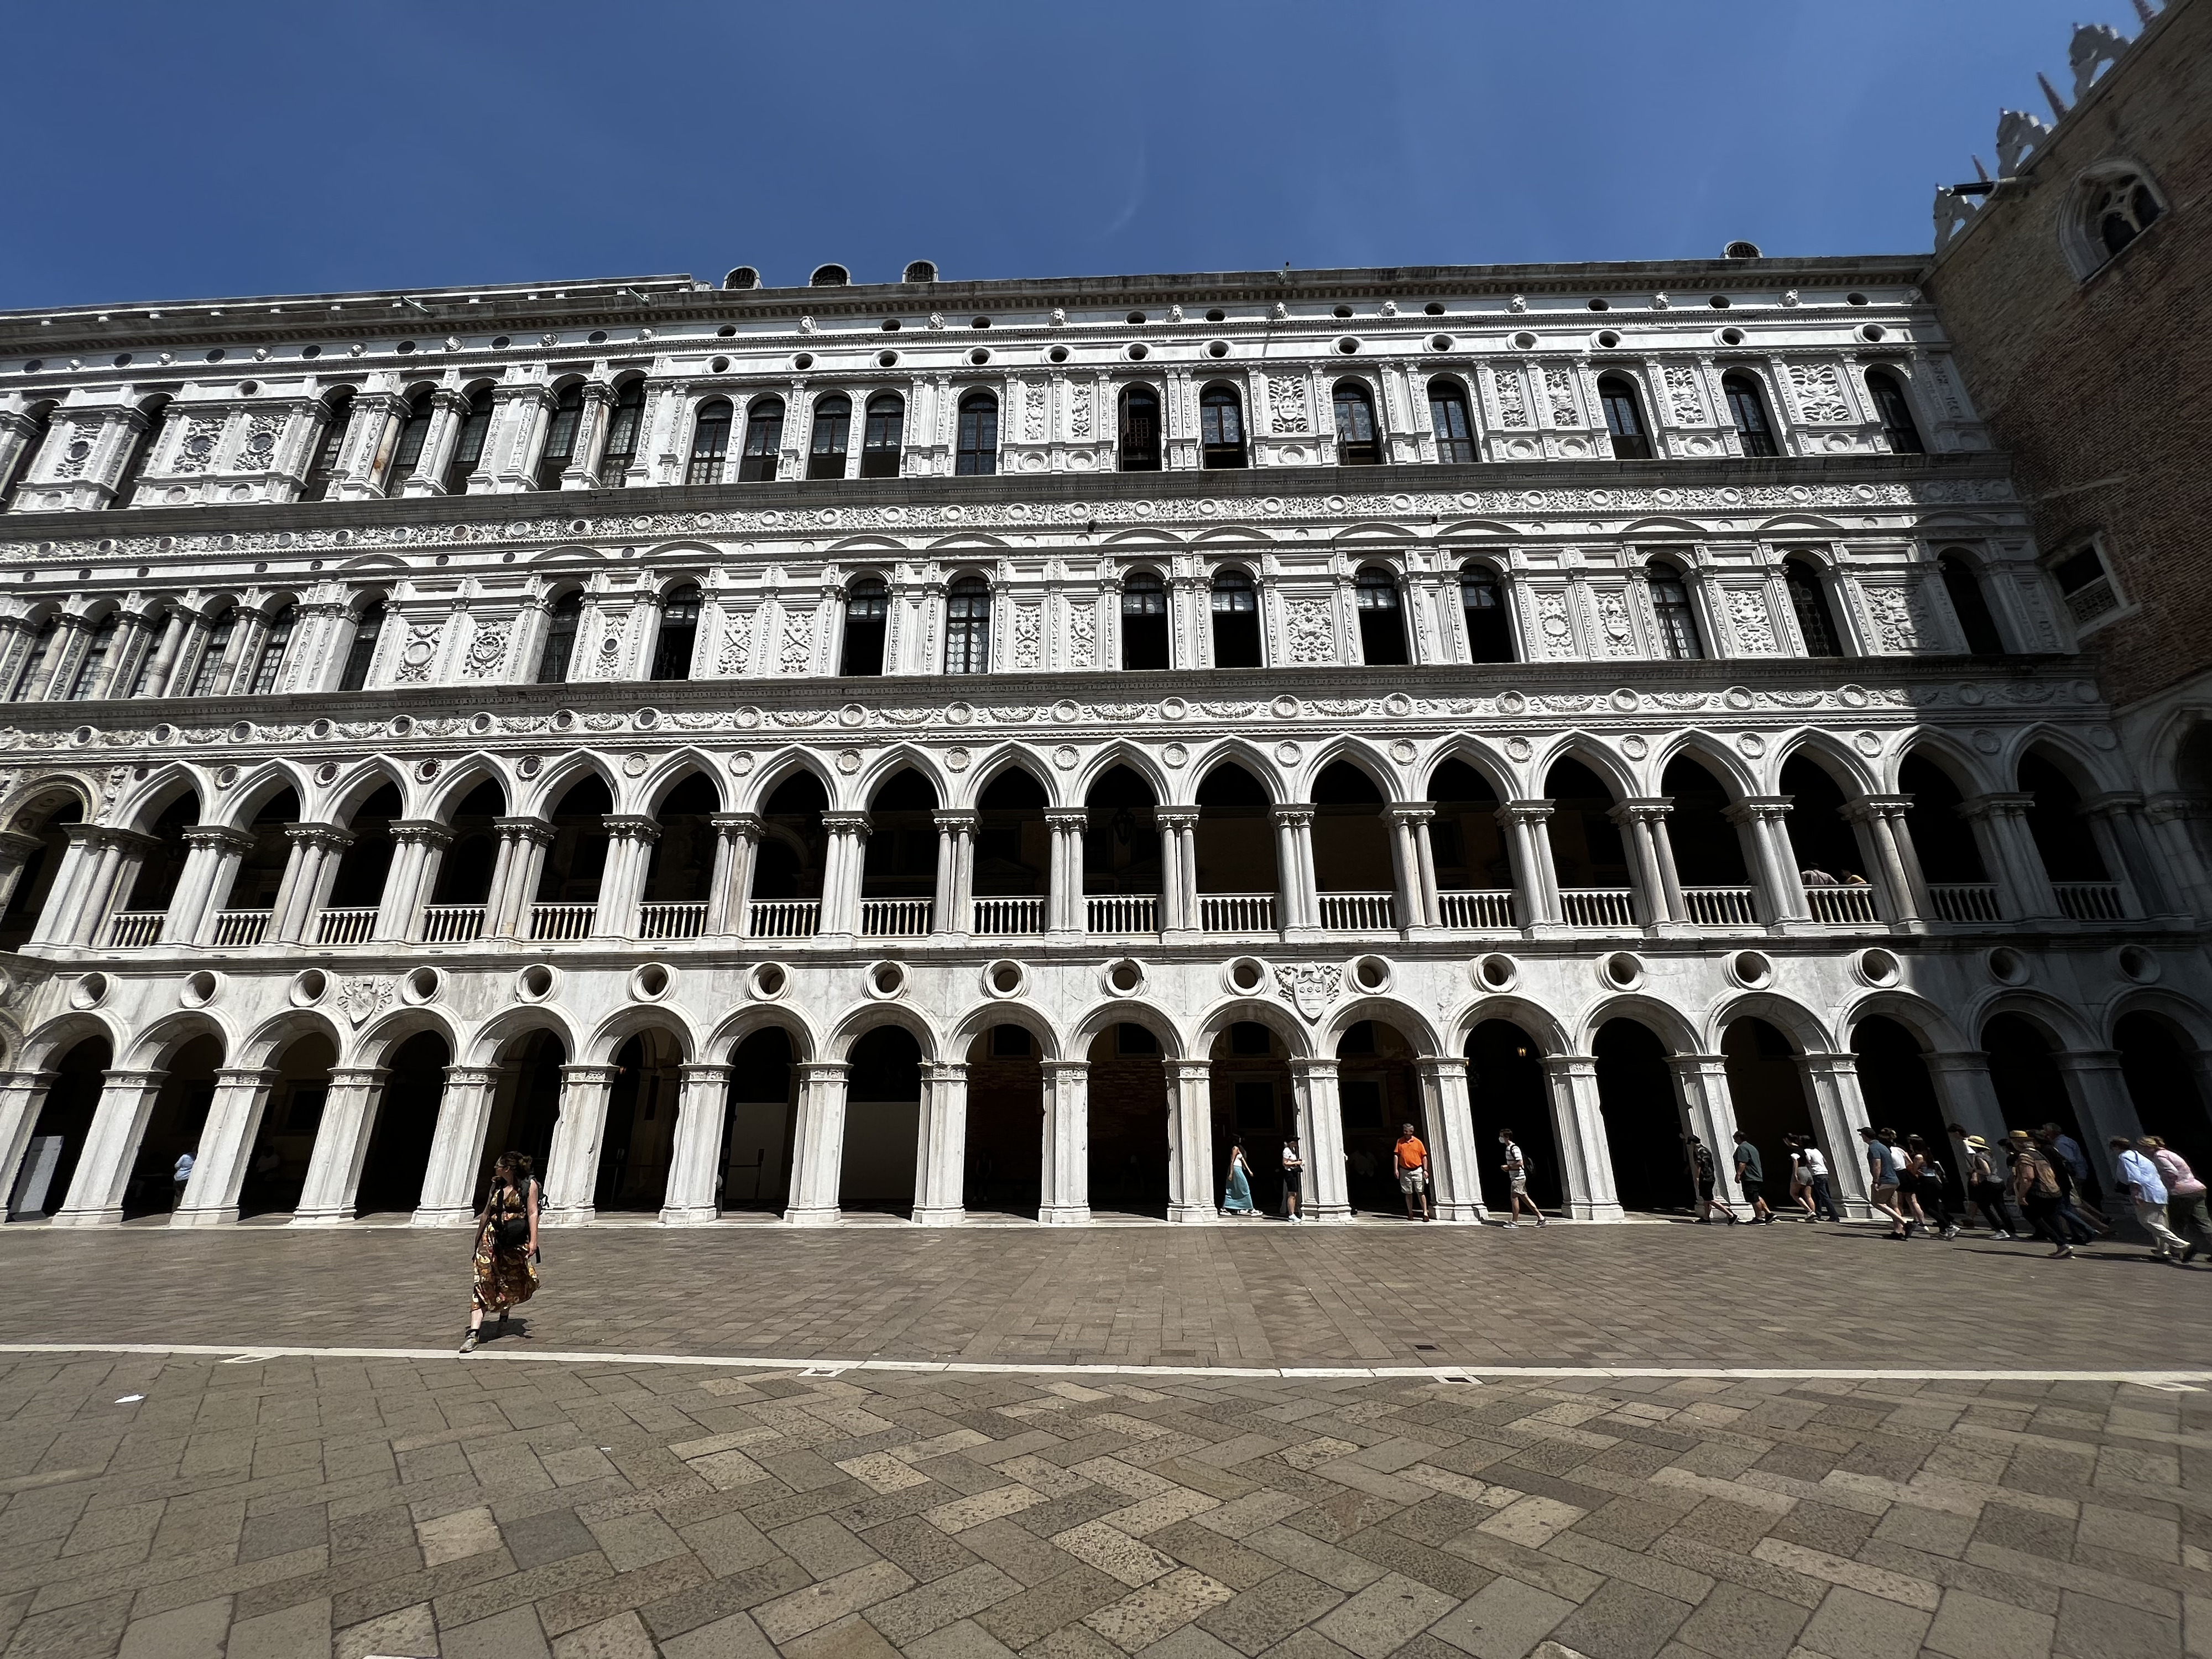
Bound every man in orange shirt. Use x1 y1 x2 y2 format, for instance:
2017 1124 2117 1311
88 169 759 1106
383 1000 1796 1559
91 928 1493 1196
1394 1124 1432 1222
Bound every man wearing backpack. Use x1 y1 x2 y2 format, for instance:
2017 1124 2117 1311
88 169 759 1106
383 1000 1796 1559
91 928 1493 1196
2008 1130 2073 1259
1685 1133 1736 1223
1498 1128 1546 1228
1731 1130 1776 1223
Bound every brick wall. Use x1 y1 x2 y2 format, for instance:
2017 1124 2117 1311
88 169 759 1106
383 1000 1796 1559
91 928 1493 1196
1927 0 2212 711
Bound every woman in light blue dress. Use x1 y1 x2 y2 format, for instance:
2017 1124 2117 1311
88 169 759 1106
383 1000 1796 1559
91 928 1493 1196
1222 1138 1255 1215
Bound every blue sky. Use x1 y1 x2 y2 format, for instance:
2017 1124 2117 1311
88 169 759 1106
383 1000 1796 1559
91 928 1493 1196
1 1 2136 308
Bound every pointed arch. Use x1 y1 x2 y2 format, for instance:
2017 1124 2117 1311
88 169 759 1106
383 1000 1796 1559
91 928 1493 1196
846 744 951 814
1533 736 1637 801
114 764 207 836
1073 743 1172 809
419 756 514 823
1293 734 1408 804
1647 731 1759 798
521 751 622 820
825 1002 942 1065
1 772 96 835
320 758 410 827
1767 729 1879 797
1421 740 1516 804
742 748 837 815
1186 738 1285 807
1885 731 1997 797
210 760 310 831
947 1001 1065 1062
636 749 726 817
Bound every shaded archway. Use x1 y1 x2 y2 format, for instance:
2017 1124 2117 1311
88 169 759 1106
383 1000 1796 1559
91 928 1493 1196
1850 1015 1958 1204
974 769 1048 930
1335 1020 1427 1217
357 1031 448 1217
469 1029 566 1211
238 1031 337 1219
1720 1018 1823 1199
124 791 199 925
1778 755 1866 884
723 1027 799 1212
1661 756 1752 911
1311 761 1392 927
1594 1018 1687 1212
863 769 939 934
1211 1021 1293 1216
1087 1022 1168 1218
842 1026 922 1215
430 780 503 910
1084 765 1160 931
128 1034 223 1218
644 774 719 907
0 790 81 951
1465 1020 1559 1211
2018 752 2109 885
1544 759 1630 922
1427 760 1510 921
1194 763 1276 927
593 1030 684 1213
328 782 401 917
966 1024 1043 1217
223 789 300 926
2115 1011 2212 1176
536 775 612 917
1981 1013 2093 1196
8 1035 107 1218
753 771 830 930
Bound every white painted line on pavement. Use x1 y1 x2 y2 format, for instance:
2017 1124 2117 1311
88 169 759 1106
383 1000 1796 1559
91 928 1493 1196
0 1342 2205 1387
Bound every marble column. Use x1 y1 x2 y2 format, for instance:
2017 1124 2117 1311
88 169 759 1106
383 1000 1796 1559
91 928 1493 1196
270 823 352 945
1045 809 1089 937
2087 792 2178 918
784 1061 849 1225
49 1070 168 1227
2052 1050 2146 1195
912 1062 969 1226
1961 793 2057 919
1384 804 1434 933
1616 799 1687 927
1289 1056 1351 1222
931 809 975 940
538 1063 618 1224
1155 808 1199 936
1166 1058 1215 1223
594 815 661 939
487 817 555 940
1039 1059 1090 1224
0 829 41 920
165 825 255 946
1271 806 1316 936
2143 794 2212 922
0 1069 58 1215
706 812 760 936
659 1063 735 1224
1498 801 1561 929
1417 1057 1487 1222
1798 1052 1877 1217
1843 796 1924 930
410 1065 503 1226
1921 1051 2010 1147
818 811 871 939
1726 797 1810 927
374 822 452 943
1538 1055 1623 1221
1669 1055 1746 1217
171 1067 281 1226
290 1066 389 1225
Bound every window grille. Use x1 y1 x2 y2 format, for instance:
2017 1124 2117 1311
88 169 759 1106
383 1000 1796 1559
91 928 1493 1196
687 399 733 485
738 398 783 482
1428 378 1475 463
807 394 851 479
956 393 998 475
1333 380 1381 464
945 576 991 672
860 393 903 478
1599 375 1652 460
1723 372 1777 457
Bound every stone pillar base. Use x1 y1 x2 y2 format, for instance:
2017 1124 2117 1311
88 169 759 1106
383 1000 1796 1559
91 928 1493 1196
658 1203 718 1226
1038 1204 1092 1225
1434 1200 1486 1223
46 1207 120 1228
541 1205 595 1228
410 1206 477 1228
1167 1203 1214 1223
784 1204 842 1227
288 1207 354 1227
1565 1201 1626 1223
168 1206 237 1228
1302 1204 1353 1224
911 1204 966 1227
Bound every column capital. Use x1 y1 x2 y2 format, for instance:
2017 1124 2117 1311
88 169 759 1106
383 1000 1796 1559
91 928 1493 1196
495 815 557 845
64 823 158 854
1168 1058 1213 1084
1496 799 1554 825
212 1066 281 1086
1666 1052 1730 1073
922 1062 969 1084
1413 1055 1469 1081
442 1065 503 1089
1960 791 2036 819
601 813 662 843
2144 792 2211 825
284 822 355 853
181 825 257 854
1039 1058 1089 1078
710 812 761 839
0 1068 61 1089
1044 808 1090 832
2050 1048 2125 1073
798 1061 851 1083
1269 806 1314 828
1722 796 1793 825
821 811 872 836
327 1066 390 1086
1289 1056 1340 1078
1384 802 1436 827
932 807 978 831
431 388 473 417
1798 1051 1863 1076
2082 790 2147 817
388 820 455 848
1152 807 1200 830
1609 796 1673 824
559 1063 620 1084
0 828 45 862
677 1063 735 1084
1538 1053 1598 1077
100 1068 169 1088
1840 794 1913 822
1922 1050 1994 1075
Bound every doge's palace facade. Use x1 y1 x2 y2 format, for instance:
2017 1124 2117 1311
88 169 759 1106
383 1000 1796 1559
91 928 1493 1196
0 253 2203 1235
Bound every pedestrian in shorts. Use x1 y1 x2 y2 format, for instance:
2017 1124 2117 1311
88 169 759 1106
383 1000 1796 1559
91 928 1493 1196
1794 1135 1841 1222
1281 1134 1304 1223
1960 1135 2016 1238
2112 1136 2192 1263
1685 1133 1736 1223
1859 1125 1911 1237
2145 1138 2209 1250
1732 1130 1776 1223
1903 1134 1959 1239
1498 1129 1546 1228
1392 1124 1432 1222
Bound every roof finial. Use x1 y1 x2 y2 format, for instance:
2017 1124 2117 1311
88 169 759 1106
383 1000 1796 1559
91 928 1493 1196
2131 0 2157 27
2038 72 2069 121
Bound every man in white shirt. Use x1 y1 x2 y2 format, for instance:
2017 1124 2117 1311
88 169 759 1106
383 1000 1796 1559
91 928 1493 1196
1498 1129 1546 1228
1796 1137 1840 1222
1281 1135 1303 1223
171 1151 194 1211
2112 1136 2189 1261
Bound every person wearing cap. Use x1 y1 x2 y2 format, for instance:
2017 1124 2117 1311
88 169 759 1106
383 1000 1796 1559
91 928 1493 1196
1959 1134 2015 1239
2112 1136 2191 1263
2007 1130 2073 1258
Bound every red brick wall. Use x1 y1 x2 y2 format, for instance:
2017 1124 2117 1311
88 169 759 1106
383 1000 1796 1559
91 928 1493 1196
1927 0 2212 710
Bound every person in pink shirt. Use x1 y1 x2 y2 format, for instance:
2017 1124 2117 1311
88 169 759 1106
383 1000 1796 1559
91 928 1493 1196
2143 1138 2207 1259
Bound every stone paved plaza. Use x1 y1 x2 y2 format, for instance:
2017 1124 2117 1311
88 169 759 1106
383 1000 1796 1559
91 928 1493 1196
0 1224 2206 1659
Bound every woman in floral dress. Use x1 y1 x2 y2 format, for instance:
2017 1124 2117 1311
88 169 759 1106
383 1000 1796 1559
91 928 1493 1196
460 1151 537 1353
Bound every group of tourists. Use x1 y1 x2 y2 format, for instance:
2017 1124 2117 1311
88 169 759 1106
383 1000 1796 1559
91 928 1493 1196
1216 1123 1547 1228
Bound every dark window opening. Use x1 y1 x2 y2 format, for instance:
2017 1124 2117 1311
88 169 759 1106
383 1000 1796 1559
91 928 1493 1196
1648 561 1702 659
1211 568 1261 667
599 380 646 485
1354 566 1408 665
650 585 700 681
687 398 733 485
807 393 851 479
956 392 998 475
1333 380 1381 465
300 393 349 501
384 393 434 492
111 398 171 508
248 604 296 695
442 388 493 493
338 599 384 691
1199 383 1246 468
1785 559 1842 656
1121 570 1169 670
1119 385 1162 471
536 383 584 490
1599 374 1652 460
860 393 903 478
1866 370 1923 454
1939 553 2005 653
536 591 582 684
737 397 783 482
1428 378 1475 463
1723 372 1776 457
1460 565 1515 662
946 575 990 673
842 578 888 676
2 403 55 507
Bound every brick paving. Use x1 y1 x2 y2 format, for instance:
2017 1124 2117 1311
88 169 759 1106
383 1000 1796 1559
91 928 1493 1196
0 1220 2207 1373
1 1350 2206 1659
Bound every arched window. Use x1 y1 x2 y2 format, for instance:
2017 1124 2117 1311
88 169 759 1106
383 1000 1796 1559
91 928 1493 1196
1784 558 1842 657
1199 384 1245 469
1647 561 1702 659
807 393 851 479
2 402 55 507
442 387 494 493
1333 379 1381 465
535 383 584 490
1121 570 1168 670
651 585 701 681
67 613 118 700
1460 564 1516 663
189 606 239 697
860 393 904 478
1865 370 1923 454
384 392 435 493
945 576 990 672
841 577 889 675
536 591 582 684
1599 374 1652 460
1428 377 1475 463
687 398 733 484
1210 568 1262 668
1939 552 2005 654
338 598 385 691
299 390 350 502
2088 171 2162 261
1722 372 1777 457
956 392 998 475
737 396 783 481
1119 385 1162 471
8 615 58 701
110 397 172 508
1355 566 1408 665
128 605 170 696
249 603 297 694
599 379 646 485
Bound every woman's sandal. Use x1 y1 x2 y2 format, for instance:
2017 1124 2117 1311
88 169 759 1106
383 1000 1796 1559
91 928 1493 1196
459 1329 479 1354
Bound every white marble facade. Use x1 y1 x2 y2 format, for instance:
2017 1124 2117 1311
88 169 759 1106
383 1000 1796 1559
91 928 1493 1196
0 257 2203 1234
